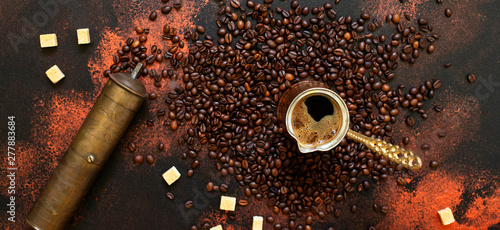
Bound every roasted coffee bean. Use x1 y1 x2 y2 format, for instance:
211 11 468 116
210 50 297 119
146 155 154 164
392 14 400 23
402 137 409 145
196 25 205 33
397 177 406 185
467 74 476 83
433 80 442 89
351 205 357 213
135 26 144 34
128 142 136 152
406 117 415 127
185 200 194 209
445 8 452 17
418 18 428 25
381 206 389 214
427 44 435 53
206 182 214 192
238 200 248 206
149 11 157 21
230 0 240 8
133 155 143 164
173 1 182 9
421 144 430 150
334 208 341 217
166 192 175 200
162 6 172 14
429 161 439 168
148 92 157 100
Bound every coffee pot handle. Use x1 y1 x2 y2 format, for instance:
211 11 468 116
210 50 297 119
346 130 422 170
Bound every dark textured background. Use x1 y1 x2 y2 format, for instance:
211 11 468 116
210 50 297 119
1 0 499 229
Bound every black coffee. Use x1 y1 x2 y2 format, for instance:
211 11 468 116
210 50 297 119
305 95 334 122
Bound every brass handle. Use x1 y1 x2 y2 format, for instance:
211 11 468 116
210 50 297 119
346 130 422 170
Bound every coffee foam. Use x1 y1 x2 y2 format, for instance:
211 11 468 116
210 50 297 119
291 95 342 147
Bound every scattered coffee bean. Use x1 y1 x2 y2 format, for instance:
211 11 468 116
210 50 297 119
430 161 439 168
166 192 175 200
146 155 154 164
230 0 240 8
445 8 452 17
421 144 430 150
397 177 406 185
206 182 214 192
392 14 400 23
402 137 409 145
467 74 476 83
406 117 416 127
185 200 194 209
427 44 435 53
173 1 182 10
196 25 205 33
148 92 157 100
381 206 390 214
238 200 248 206
351 205 357 213
133 155 144 164
149 11 158 21
135 26 144 34
128 142 136 152
161 6 172 14
434 105 442 112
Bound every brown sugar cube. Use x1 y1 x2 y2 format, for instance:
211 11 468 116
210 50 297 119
210 225 223 230
252 216 263 230
438 207 456 225
219 195 236 211
162 166 181 185
77 28 91 44
45 65 65 84
40 33 58 48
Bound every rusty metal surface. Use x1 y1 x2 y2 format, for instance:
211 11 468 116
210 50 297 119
1 0 500 229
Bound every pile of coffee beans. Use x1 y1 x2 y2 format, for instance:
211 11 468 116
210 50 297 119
106 0 446 228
